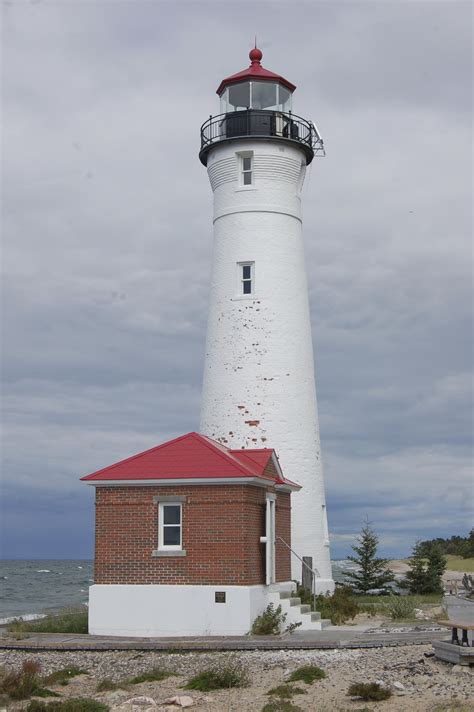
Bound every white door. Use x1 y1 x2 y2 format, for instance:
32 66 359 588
260 495 276 585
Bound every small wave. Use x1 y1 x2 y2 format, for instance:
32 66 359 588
0 613 46 625
77 566 83 569
36 569 51 573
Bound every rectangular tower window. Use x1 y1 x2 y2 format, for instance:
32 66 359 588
239 262 254 295
159 502 182 550
241 155 252 185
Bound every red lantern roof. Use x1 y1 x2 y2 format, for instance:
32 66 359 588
216 47 296 96
80 431 301 490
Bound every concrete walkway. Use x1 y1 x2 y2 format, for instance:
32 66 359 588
0 625 448 651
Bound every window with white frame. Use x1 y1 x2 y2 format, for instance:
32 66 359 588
158 502 182 550
241 155 253 185
239 262 254 295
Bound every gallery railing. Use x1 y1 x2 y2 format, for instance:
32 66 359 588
199 109 325 165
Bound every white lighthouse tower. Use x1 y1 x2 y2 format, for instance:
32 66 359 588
199 47 334 593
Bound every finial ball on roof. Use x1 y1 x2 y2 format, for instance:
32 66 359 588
249 47 263 63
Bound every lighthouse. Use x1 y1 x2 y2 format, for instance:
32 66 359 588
199 47 334 593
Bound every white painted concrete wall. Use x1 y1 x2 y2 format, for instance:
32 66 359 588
89 583 274 637
200 139 334 592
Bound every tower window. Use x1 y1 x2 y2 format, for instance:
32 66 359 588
241 155 252 185
239 262 254 295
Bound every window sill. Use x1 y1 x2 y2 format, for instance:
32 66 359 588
152 549 187 557
231 295 259 301
235 187 257 192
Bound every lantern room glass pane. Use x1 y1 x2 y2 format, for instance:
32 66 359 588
252 81 278 110
228 82 250 110
278 86 292 112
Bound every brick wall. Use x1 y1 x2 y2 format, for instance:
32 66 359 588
94 480 292 586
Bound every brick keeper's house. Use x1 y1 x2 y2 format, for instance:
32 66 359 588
81 431 329 636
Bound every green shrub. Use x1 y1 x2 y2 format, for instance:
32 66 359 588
287 665 326 684
315 586 360 625
386 594 417 620
185 659 250 691
8 607 88 635
27 700 109 712
128 668 175 684
251 603 287 635
44 668 88 686
261 701 303 712
0 660 59 700
348 682 392 701
266 684 306 699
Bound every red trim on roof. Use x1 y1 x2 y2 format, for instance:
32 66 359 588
216 48 296 96
80 431 299 489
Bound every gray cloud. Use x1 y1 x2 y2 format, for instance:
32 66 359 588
1 0 472 559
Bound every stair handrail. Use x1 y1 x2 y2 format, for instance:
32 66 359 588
276 535 320 612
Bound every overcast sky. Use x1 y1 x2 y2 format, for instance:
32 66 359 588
2 0 472 561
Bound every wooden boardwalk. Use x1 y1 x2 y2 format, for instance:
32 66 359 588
0 628 448 652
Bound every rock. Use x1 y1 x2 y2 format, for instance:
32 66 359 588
105 691 126 703
162 697 194 708
451 665 472 675
392 681 405 691
124 698 156 706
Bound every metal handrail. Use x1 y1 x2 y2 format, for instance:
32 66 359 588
199 109 325 165
277 535 320 612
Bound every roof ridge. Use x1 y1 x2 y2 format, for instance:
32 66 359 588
81 431 199 479
196 433 258 476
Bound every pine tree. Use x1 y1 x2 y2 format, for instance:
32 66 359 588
402 541 447 594
344 519 395 593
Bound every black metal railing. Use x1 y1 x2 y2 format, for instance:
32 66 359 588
199 109 324 165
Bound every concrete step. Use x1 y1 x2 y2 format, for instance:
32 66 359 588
311 611 321 622
288 597 301 607
279 591 293 600
300 604 311 614
320 619 332 629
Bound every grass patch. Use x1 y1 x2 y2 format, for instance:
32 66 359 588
127 668 175 684
445 555 474 573
0 660 60 701
353 592 442 605
262 702 304 712
44 668 88 686
96 680 129 692
287 665 326 684
266 684 306 699
184 659 250 691
8 607 88 635
27 700 109 712
348 682 392 701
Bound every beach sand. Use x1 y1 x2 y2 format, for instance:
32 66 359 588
1 645 473 711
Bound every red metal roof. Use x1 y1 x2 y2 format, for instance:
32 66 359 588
80 431 299 488
216 47 296 96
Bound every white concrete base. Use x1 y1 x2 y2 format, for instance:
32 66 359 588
89 583 290 637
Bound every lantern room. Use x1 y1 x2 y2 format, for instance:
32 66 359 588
199 47 324 166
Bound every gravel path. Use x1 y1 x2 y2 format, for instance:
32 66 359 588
1 646 473 711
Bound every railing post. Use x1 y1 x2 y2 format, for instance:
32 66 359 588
302 556 313 593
